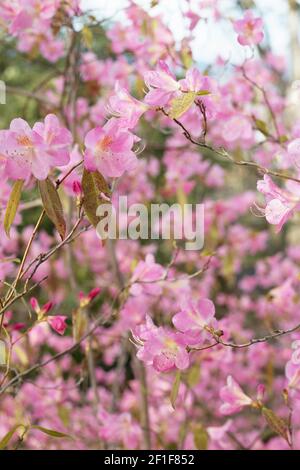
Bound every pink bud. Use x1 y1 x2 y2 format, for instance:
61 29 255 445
42 301 53 314
72 180 82 196
30 297 39 312
47 316 68 335
88 287 101 301
79 291 85 301
12 322 26 331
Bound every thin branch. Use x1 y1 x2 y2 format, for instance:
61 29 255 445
5 86 54 107
0 277 48 317
0 311 108 396
241 68 281 141
189 321 300 352
22 215 85 285
159 108 300 185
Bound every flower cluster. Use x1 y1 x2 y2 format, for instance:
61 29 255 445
133 297 218 372
0 0 80 62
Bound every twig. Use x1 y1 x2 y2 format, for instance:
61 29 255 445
189 321 300 352
5 86 54 107
23 215 84 285
0 277 48 317
241 68 281 141
0 311 108 396
159 108 300 185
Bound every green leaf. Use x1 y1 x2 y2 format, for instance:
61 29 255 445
193 424 209 450
82 26 93 49
261 407 291 446
82 169 111 228
0 340 7 366
4 180 24 237
196 90 211 96
0 424 27 450
181 48 193 70
254 119 269 136
169 92 197 119
72 307 88 342
0 257 20 264
38 178 66 240
279 135 289 144
170 370 181 409
186 364 201 388
57 405 71 427
31 426 72 439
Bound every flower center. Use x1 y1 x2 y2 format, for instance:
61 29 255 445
97 135 113 152
164 338 177 351
245 21 255 35
17 135 33 147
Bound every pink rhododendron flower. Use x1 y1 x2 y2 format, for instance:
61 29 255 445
220 376 253 415
143 60 180 106
47 315 68 335
3 119 46 180
84 119 138 178
130 254 165 296
13 0 59 24
39 37 65 63
233 10 264 46
133 316 190 372
80 52 104 82
2 115 72 181
257 175 300 231
33 114 72 167
179 67 215 94
172 298 217 339
108 83 147 129
10 10 33 35
2 0 78 63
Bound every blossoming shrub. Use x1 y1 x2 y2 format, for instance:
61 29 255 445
0 0 300 450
